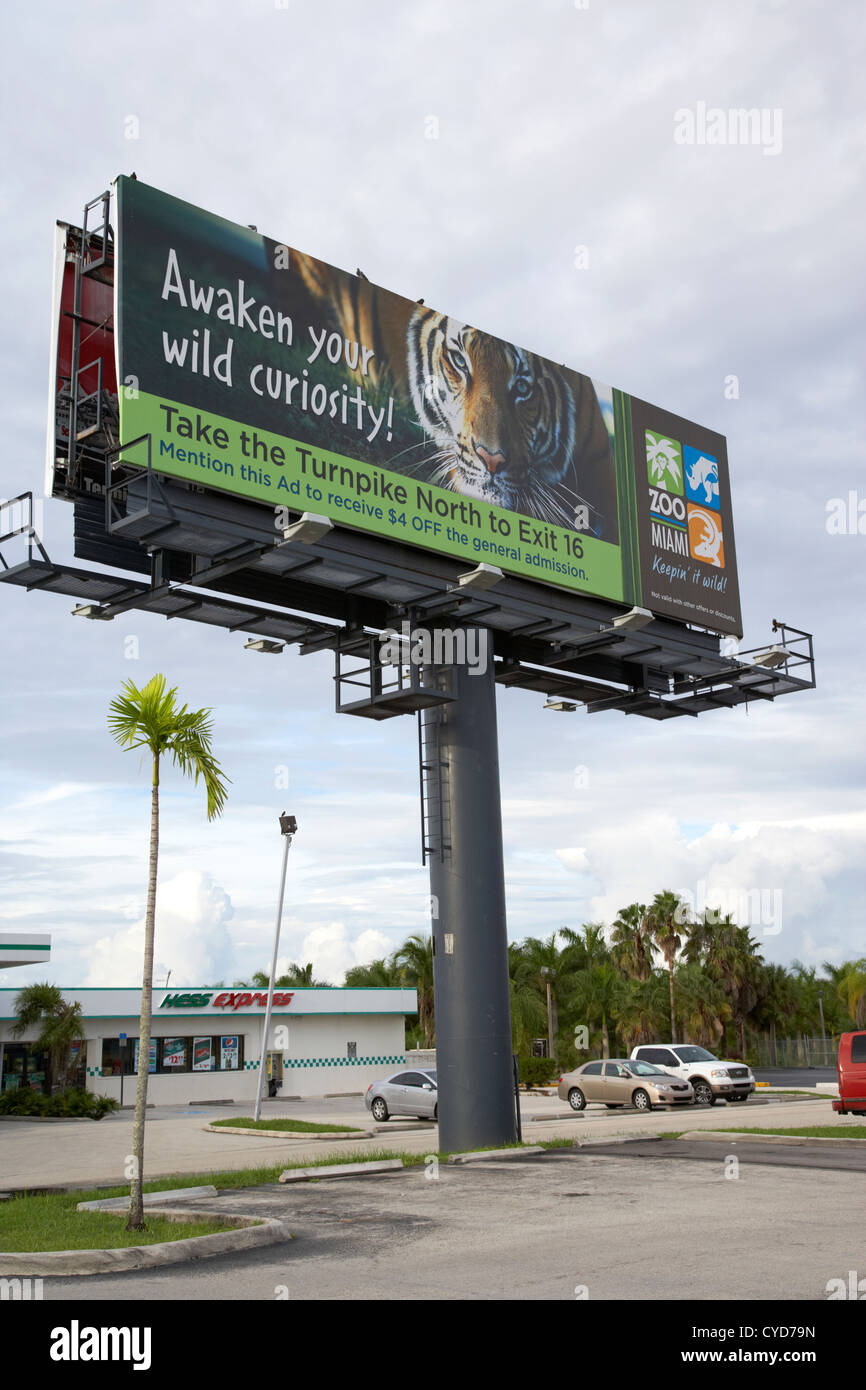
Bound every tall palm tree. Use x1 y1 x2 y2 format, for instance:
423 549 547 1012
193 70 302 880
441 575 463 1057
393 934 435 1046
11 983 86 1094
610 903 653 981
647 890 689 1041
109 674 229 1231
687 912 763 1056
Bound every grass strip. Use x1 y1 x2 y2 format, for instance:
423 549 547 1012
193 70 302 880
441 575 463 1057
0 1193 239 1253
209 1116 363 1134
690 1125 866 1140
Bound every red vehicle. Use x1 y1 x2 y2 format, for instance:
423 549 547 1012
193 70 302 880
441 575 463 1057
832 1032 866 1116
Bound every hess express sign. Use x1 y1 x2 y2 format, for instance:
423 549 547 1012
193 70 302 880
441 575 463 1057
159 990 294 1011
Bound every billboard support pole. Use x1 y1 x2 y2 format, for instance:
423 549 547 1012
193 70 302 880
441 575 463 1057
423 629 517 1153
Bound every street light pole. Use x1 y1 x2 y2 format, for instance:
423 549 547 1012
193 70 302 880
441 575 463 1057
252 813 297 1123
817 989 826 1051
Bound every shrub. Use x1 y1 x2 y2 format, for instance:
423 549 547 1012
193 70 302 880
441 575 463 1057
0 1087 119 1120
518 1056 559 1089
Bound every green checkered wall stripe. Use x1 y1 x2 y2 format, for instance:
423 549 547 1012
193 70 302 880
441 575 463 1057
86 1066 101 1077
284 1055 405 1069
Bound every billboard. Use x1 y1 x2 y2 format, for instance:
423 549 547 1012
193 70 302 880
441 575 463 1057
114 176 741 635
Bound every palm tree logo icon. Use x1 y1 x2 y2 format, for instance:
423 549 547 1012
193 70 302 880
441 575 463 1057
646 433 682 491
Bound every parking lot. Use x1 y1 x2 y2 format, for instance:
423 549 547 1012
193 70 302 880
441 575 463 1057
0 1087 854 1192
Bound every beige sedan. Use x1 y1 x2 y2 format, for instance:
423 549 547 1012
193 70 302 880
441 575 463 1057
557 1058 695 1112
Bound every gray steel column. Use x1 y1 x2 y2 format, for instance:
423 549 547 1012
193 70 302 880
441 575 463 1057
423 628 516 1152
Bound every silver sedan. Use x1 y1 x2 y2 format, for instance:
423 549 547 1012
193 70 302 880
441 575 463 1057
364 1068 438 1122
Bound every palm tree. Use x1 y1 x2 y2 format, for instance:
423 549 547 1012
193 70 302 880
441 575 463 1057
753 962 797 1065
610 903 653 981
11 983 86 1094
344 958 401 988
835 959 866 1029
687 912 763 1056
393 934 435 1046
647 890 689 1041
567 962 623 1058
674 962 731 1049
507 943 548 1057
616 973 670 1050
109 674 229 1231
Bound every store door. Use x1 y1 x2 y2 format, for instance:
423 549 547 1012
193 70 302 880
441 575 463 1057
267 1052 283 1096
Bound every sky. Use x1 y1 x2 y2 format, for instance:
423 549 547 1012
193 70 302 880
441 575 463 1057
1 0 864 991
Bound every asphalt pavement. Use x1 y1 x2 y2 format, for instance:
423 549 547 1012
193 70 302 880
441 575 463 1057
33 1142 866 1301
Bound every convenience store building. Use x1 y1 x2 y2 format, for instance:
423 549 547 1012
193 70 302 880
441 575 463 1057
0 984 418 1102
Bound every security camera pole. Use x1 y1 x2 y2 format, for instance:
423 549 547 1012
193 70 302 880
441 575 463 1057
252 813 297 1123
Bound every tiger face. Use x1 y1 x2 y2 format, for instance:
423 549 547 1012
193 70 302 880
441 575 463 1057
408 312 578 526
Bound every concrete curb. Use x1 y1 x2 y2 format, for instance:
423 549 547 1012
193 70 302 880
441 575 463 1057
373 1122 435 1133
573 1134 663 1148
203 1123 371 1140
0 1209 291 1277
447 1146 545 1164
679 1130 866 1148
77 1186 218 1211
279 1159 403 1183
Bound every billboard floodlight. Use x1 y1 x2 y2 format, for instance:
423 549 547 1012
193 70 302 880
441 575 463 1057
244 638 285 654
544 699 578 712
454 563 504 592
72 603 113 621
279 513 334 545
749 646 791 669
611 606 654 631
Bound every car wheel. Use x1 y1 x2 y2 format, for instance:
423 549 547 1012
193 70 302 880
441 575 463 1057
371 1097 389 1122
433 1104 438 1120
631 1089 651 1112
568 1088 586 1111
692 1080 715 1107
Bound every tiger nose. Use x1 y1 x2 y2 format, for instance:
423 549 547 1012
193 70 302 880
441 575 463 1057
474 442 506 475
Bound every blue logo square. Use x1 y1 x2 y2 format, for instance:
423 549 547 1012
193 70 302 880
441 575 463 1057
683 446 720 511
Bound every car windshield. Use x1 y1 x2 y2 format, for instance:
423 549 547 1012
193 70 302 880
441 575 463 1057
630 1061 669 1076
672 1046 717 1062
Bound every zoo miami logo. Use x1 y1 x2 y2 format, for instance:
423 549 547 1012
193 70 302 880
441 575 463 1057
645 431 725 570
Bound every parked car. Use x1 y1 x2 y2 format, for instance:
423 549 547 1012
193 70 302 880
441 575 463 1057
365 1068 438 1122
833 1032 866 1116
629 1044 755 1106
557 1058 695 1112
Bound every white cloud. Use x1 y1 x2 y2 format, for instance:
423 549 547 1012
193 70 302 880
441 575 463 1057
84 871 235 987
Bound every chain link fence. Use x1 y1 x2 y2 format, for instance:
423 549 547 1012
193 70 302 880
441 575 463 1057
751 1035 838 1069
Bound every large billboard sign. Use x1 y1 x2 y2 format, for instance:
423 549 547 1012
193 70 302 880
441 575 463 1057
114 177 741 635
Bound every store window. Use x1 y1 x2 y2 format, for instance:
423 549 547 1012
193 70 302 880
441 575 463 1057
1 1043 51 1094
347 1041 357 1059
101 1035 244 1076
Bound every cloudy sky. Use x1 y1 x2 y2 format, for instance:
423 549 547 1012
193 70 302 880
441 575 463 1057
1 0 863 990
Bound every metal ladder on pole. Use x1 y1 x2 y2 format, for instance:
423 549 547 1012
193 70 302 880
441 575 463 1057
418 700 452 867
